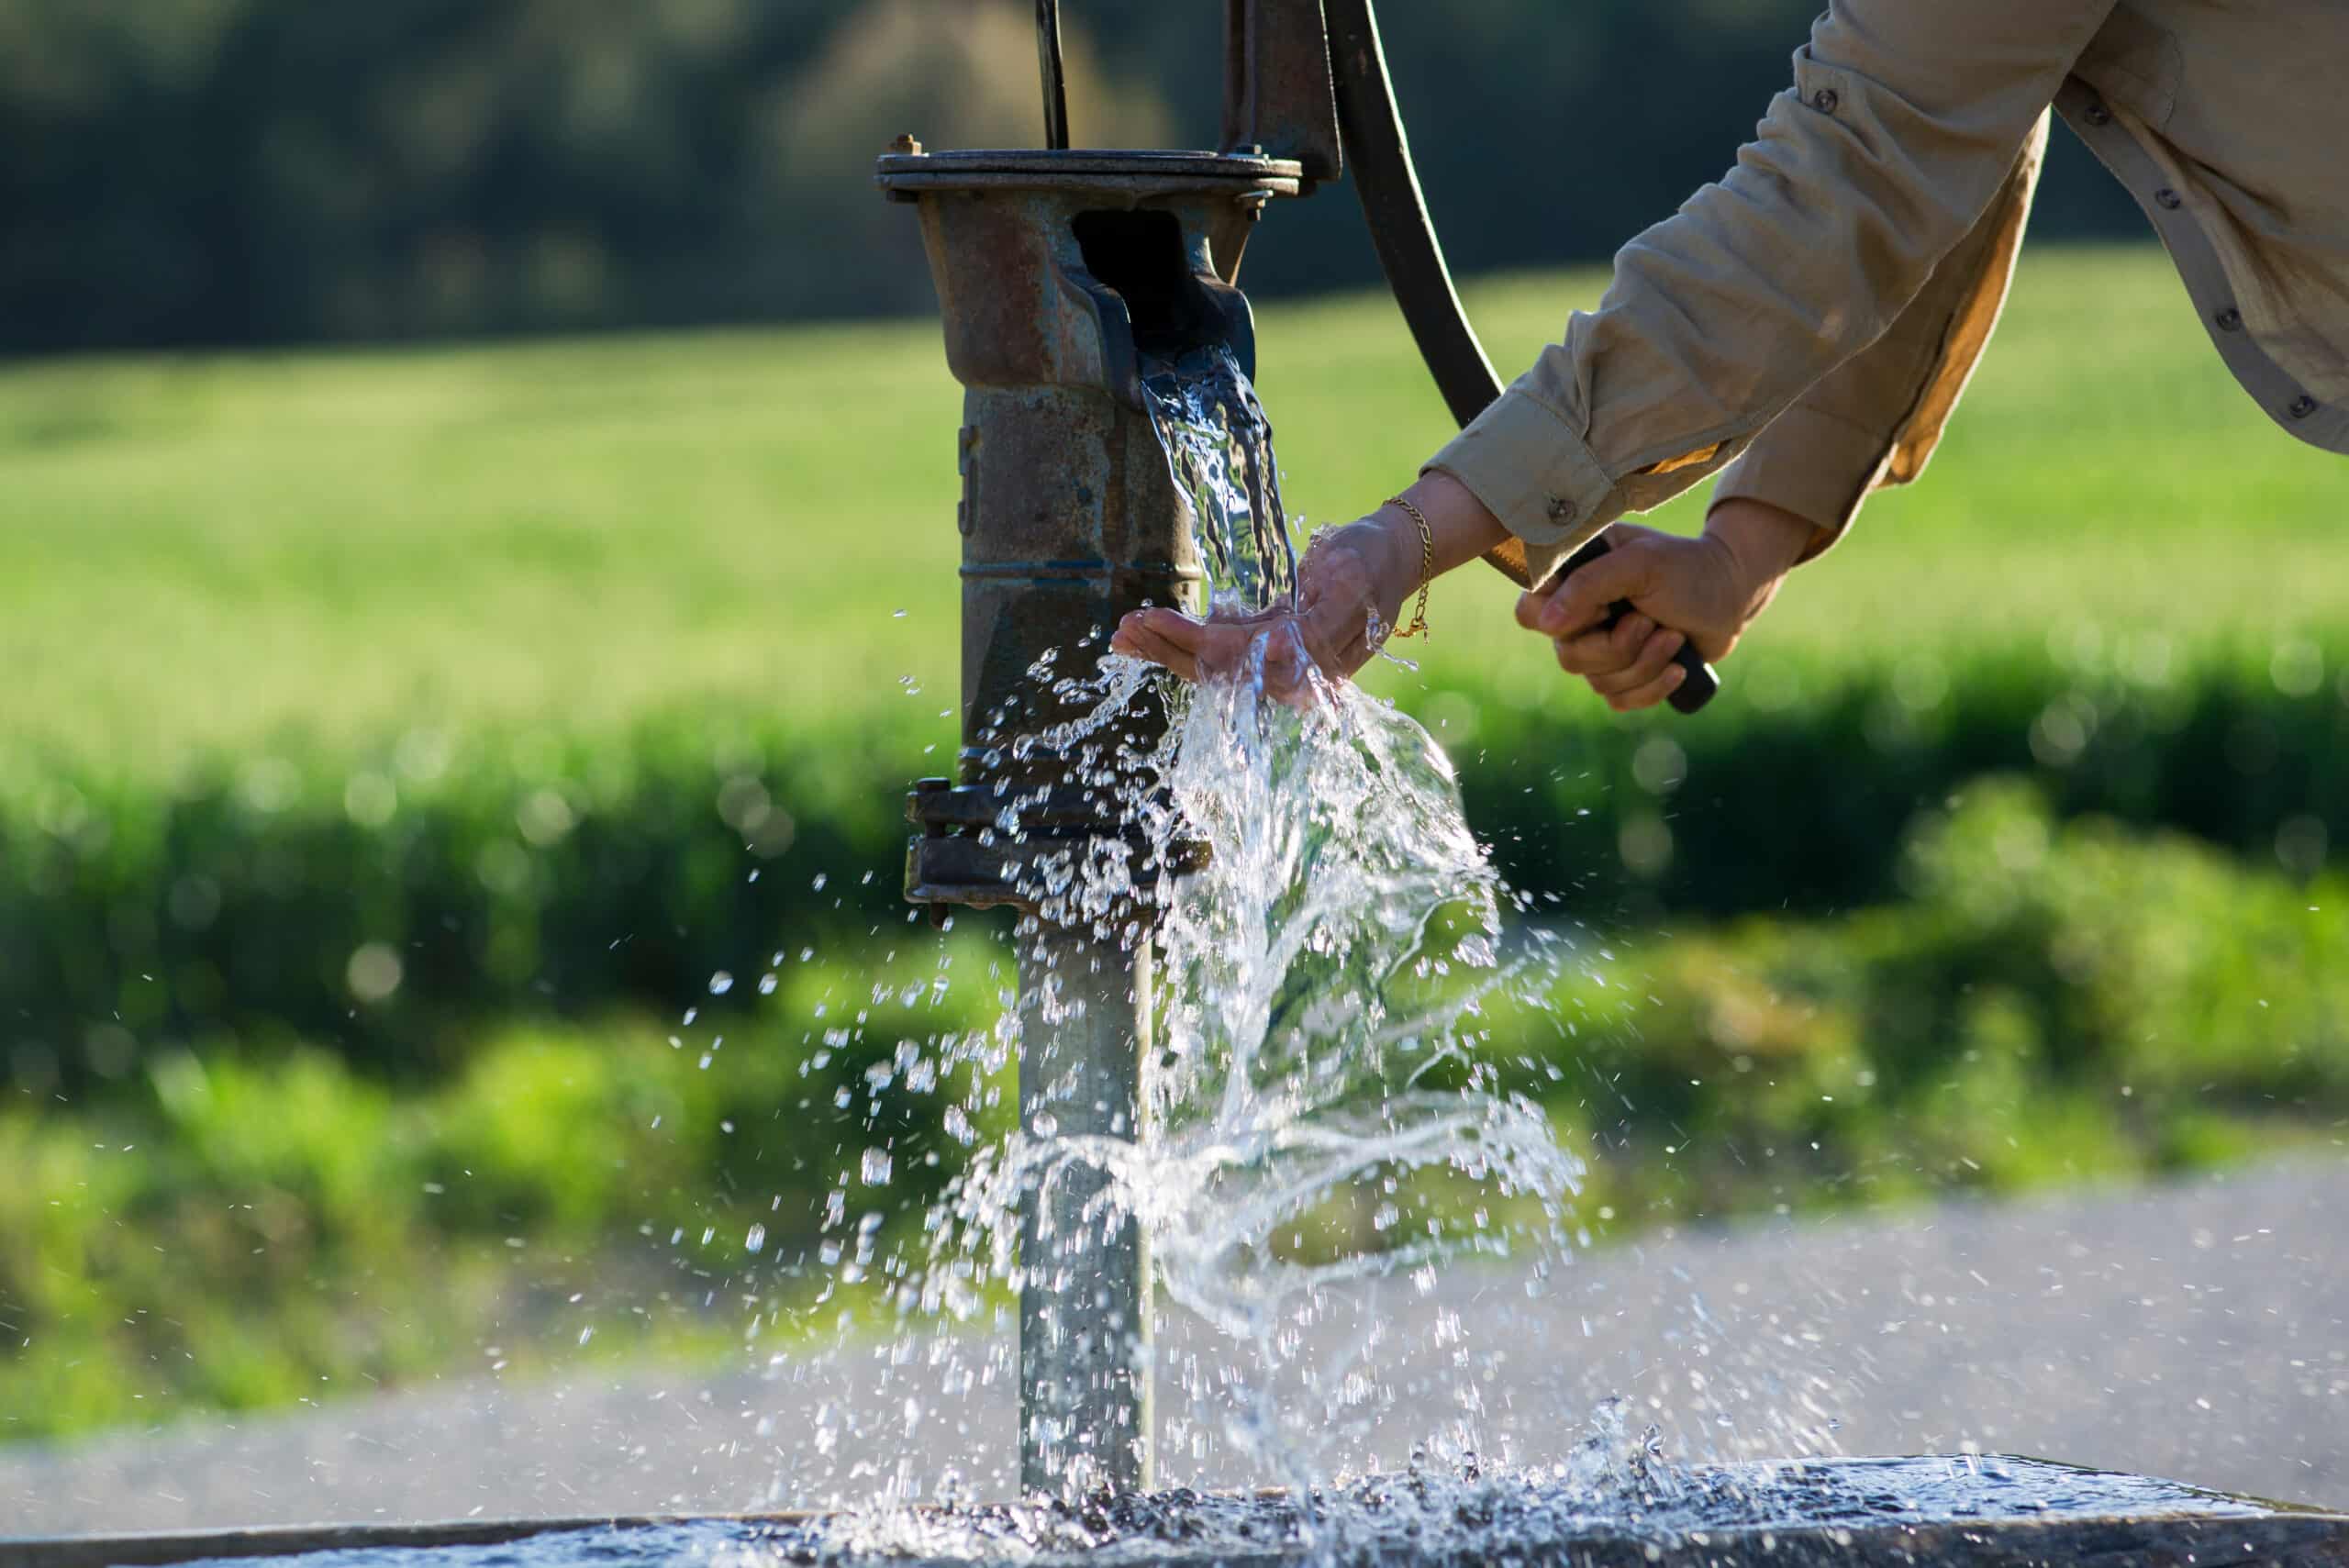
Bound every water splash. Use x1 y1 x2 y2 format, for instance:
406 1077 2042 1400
910 343 1584 1501
179 1458 2281 1568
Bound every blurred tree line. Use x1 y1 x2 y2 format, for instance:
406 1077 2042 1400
2 0 2146 353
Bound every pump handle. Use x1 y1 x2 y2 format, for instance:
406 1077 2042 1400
1322 0 1718 713
1035 0 1071 150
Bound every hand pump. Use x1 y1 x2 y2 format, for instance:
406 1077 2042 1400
880 0 1717 1502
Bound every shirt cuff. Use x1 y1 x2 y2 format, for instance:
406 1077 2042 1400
1706 403 1888 563
1423 386 1616 555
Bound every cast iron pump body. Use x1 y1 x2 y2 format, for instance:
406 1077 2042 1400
877 0 1714 1503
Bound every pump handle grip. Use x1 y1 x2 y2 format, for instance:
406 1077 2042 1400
1547 532 1720 715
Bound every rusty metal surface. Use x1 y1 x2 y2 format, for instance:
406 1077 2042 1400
879 143 1316 1497
876 150 1303 185
874 148 1293 902
1015 926 1154 1496
904 780 1206 915
907 780 1135 833
1220 0 1342 185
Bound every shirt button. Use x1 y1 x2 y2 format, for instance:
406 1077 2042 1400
2215 306 2243 332
2154 187 2182 210
1811 87 1840 114
2083 99 2113 127
2288 394 2320 419
1545 495 1576 522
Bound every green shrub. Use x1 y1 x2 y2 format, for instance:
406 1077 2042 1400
8 778 2343 1440
0 712 925 1095
0 942 1006 1441
1455 642 2349 918
11 650 2343 1097
1531 777 2349 1232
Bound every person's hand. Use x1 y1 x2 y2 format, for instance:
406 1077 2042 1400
1517 498 1817 712
1111 471 1510 694
1108 509 1419 697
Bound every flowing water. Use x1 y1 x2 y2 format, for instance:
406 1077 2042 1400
909 343 1587 1506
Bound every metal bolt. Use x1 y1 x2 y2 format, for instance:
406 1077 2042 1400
887 133 924 155
2289 394 2320 419
2154 187 2182 210
2215 306 2243 332
1811 87 1840 114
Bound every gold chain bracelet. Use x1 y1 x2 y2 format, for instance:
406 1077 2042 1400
1382 495 1434 639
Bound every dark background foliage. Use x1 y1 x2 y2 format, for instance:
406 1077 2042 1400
0 0 2148 354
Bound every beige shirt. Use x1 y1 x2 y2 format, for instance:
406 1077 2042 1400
1431 0 2349 589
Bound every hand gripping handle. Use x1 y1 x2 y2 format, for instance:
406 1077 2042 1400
1548 532 1720 715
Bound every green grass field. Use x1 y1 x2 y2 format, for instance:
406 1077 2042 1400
3 244 2343 784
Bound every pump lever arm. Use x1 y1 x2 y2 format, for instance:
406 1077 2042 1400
1321 0 1719 714
1035 0 1071 150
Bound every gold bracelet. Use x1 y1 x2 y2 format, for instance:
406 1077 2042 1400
1383 495 1434 639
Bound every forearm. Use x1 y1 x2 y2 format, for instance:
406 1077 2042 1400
1351 471 1809 661
1705 497 1816 589
1388 470 1513 578
1709 115 2050 558
1426 0 2110 586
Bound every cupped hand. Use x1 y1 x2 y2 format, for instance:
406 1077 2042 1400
1108 510 1419 696
1516 499 1817 712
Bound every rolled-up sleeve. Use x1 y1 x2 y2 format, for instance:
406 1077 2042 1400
1431 0 2114 588
1711 115 2050 561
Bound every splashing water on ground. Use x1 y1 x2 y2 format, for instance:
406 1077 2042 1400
734 344 1846 1539
180 1457 2289 1568
904 344 1586 1505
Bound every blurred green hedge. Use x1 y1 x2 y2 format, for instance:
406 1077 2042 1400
1542 777 2349 1234
0 955 1006 1439
0 715 917 1094
6 648 2344 1096
8 775 2343 1440
1456 643 2349 919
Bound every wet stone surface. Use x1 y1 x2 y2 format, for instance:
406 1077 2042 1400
163 1458 2344 1568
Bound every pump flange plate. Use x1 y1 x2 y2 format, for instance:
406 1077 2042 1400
903 778 1204 917
875 150 1303 200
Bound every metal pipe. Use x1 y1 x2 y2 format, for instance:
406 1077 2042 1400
877 147 1298 1498
1016 926 1152 1496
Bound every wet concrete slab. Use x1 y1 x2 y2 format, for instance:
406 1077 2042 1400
5 1458 2345 1568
